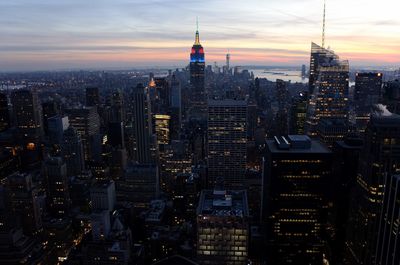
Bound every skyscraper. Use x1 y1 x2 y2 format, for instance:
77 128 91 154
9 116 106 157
153 114 170 145
169 74 182 140
354 72 383 132
65 106 100 161
61 127 85 177
0 92 10 132
306 44 349 136
7 172 42 236
308 42 339 95
43 157 70 218
190 22 206 117
196 189 249 265
131 84 153 163
345 105 400 265
375 174 400 265
289 92 308 135
11 89 43 140
207 99 247 189
86 86 100 107
263 135 333 264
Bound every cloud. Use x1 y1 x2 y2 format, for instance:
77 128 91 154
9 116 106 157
0 0 399 70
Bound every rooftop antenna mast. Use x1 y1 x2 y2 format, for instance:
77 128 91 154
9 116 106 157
322 0 326 48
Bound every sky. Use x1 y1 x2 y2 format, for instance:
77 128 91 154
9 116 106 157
0 0 399 71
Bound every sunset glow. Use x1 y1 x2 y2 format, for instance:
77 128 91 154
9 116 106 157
0 0 399 71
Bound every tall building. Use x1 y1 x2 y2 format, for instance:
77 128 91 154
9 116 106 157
375 174 400 265
289 92 308 135
169 74 182 140
263 135 332 264
61 127 85 177
308 42 339 95
42 101 60 135
153 114 170 145
65 107 100 161
108 121 125 149
354 73 383 131
196 189 249 265
43 157 70 218
90 180 116 212
345 105 400 265
117 163 159 208
11 89 43 140
316 118 354 148
7 172 42 236
131 84 153 163
306 44 349 136
86 87 100 107
331 135 363 263
190 23 206 117
207 99 247 189
47 115 69 144
275 79 289 135
0 92 10 132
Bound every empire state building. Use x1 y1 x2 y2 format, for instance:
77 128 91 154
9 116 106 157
189 24 206 117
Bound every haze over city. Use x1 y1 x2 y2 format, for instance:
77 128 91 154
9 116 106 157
1 0 399 71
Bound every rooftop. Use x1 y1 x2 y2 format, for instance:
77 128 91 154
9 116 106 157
197 189 249 217
207 99 247 107
267 135 331 154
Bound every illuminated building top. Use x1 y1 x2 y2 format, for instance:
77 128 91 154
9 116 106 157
190 24 205 63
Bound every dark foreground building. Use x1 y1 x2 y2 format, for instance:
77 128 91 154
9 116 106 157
263 135 332 265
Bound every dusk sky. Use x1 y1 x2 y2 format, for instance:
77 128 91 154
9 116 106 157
1 0 399 71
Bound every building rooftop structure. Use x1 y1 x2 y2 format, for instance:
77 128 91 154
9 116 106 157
197 189 249 218
267 135 331 154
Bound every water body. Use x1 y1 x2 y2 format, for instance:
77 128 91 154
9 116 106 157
250 68 308 84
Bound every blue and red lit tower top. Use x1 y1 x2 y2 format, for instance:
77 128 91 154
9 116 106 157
190 19 205 63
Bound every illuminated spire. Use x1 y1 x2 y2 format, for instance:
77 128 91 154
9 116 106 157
322 0 326 48
195 17 200 45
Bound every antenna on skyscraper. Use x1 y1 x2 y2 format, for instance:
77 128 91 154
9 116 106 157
196 16 199 32
322 0 326 48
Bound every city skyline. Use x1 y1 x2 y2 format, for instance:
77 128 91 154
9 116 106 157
1 0 400 71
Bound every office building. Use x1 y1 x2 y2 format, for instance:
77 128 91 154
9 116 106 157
86 87 100 107
345 105 400 265
153 114 170 145
43 157 70 218
7 172 42 236
131 84 153 163
190 24 206 117
0 92 10 132
11 89 43 140
331 135 363 263
169 74 182 140
263 135 332 264
65 106 100 161
108 121 125 149
375 174 400 265
316 118 354 148
207 99 247 189
306 44 349 136
354 73 383 131
197 189 249 265
289 92 308 135
47 115 69 144
90 180 116 212
117 163 159 208
42 101 60 135
61 127 85 177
